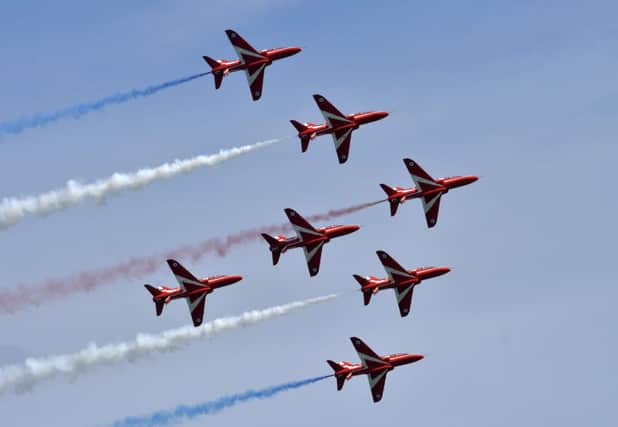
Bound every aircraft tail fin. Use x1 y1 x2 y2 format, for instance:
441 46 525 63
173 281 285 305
380 184 400 216
380 183 396 197
202 55 220 69
290 119 307 133
144 284 160 297
261 233 283 265
144 285 165 316
326 360 347 391
202 56 224 89
353 275 373 306
290 120 311 152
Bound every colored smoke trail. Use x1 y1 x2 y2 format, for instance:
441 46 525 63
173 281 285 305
109 375 331 426
0 72 209 136
0 295 336 396
0 138 282 230
0 200 381 314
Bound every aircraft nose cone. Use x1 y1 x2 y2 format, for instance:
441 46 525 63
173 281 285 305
349 225 361 233
230 275 244 283
469 176 479 184
377 111 390 120
440 267 451 275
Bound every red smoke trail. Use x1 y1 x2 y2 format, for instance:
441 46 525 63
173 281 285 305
0 201 384 314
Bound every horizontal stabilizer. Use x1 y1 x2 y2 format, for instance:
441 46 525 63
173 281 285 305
326 360 347 390
144 284 160 297
353 275 373 306
380 184 400 216
261 233 282 265
202 55 220 69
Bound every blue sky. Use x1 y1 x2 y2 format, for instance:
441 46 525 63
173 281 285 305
0 0 616 425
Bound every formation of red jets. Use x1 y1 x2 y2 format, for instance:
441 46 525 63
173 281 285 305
143 29 478 403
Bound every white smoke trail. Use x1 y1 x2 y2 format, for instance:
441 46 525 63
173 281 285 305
0 294 336 396
0 138 283 230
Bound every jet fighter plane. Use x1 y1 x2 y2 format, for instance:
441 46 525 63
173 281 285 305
144 259 242 327
290 94 389 163
261 208 360 277
380 158 478 227
327 337 424 403
353 250 450 317
202 29 302 101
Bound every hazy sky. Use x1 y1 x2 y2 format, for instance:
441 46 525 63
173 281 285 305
0 1 616 426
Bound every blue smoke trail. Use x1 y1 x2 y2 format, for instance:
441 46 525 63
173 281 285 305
109 375 331 427
0 72 209 136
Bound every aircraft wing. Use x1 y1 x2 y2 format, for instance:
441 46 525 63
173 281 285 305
167 259 210 326
331 127 353 164
350 337 388 370
224 29 268 101
421 192 442 228
302 240 324 277
376 250 417 284
225 29 265 64
404 158 440 193
244 62 266 101
367 369 388 403
186 292 207 327
313 94 353 129
284 208 323 242
394 284 415 317
167 259 206 292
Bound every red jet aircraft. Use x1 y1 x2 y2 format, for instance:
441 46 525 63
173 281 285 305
290 94 389 163
144 259 242 327
202 29 301 101
380 158 478 227
327 337 424 403
261 208 360 277
353 250 450 317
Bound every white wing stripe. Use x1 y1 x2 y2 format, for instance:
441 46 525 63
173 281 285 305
368 369 388 388
356 351 386 368
292 224 323 240
188 292 206 312
394 285 413 303
321 110 352 126
332 128 353 149
410 174 441 188
382 265 415 282
422 193 441 213
232 46 265 64
303 241 324 262
173 275 205 291
245 63 266 86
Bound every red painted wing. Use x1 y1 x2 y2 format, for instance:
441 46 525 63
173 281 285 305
394 284 415 317
167 259 207 291
422 192 442 228
332 127 353 164
187 292 207 327
245 62 266 101
224 29 265 64
284 208 323 242
313 94 352 129
404 158 442 192
376 250 416 284
303 240 324 277
350 337 387 369
368 370 388 403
